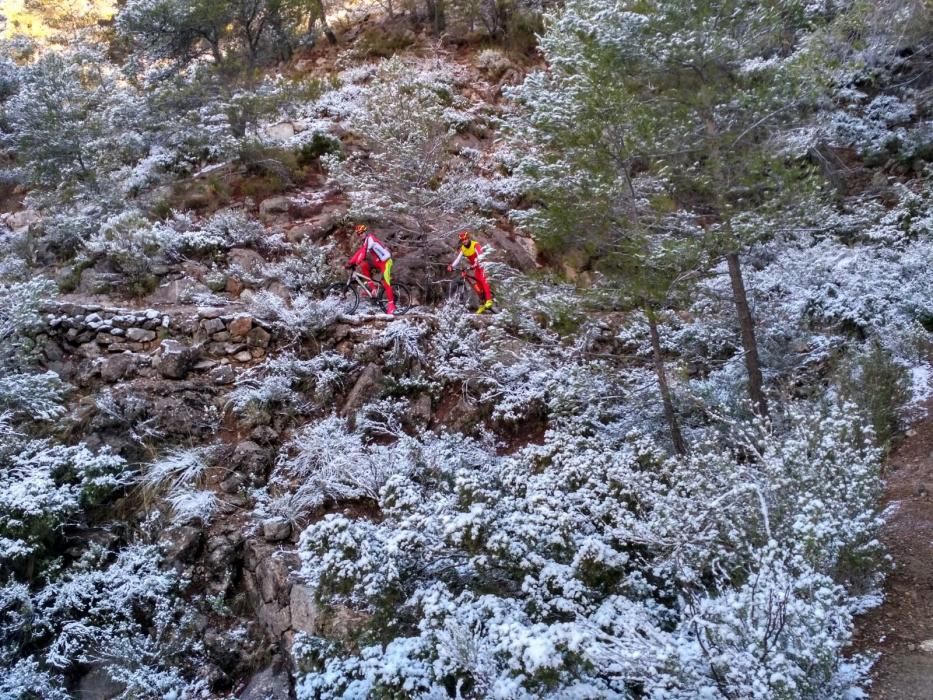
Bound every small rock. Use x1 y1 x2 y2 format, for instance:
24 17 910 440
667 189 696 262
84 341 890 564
161 525 204 566
234 350 253 362
920 639 933 653
411 394 433 425
210 365 235 385
264 121 296 141
202 317 225 334
262 518 291 542
229 315 253 337
145 309 160 320
193 359 218 371
250 425 278 444
78 664 126 700
226 276 245 296
96 333 116 345
77 342 102 358
126 328 156 342
341 363 383 419
250 347 266 359
220 472 245 495
232 441 272 480
212 331 231 342
290 584 320 635
100 353 139 383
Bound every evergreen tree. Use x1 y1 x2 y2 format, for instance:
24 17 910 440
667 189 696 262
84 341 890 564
511 0 830 419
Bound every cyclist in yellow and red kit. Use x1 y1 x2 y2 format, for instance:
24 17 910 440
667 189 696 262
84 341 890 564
448 230 493 313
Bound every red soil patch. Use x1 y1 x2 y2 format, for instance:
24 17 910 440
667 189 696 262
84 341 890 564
852 399 933 699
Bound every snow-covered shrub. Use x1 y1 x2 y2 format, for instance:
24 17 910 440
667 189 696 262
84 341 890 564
247 290 343 338
827 94 917 157
837 342 911 449
323 57 477 226
0 656 69 700
33 543 205 692
258 241 335 292
228 351 355 416
139 447 219 525
83 211 173 290
267 416 393 519
293 401 879 697
363 319 429 372
0 444 81 564
176 208 265 254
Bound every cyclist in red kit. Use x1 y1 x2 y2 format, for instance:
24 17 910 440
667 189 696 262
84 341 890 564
347 224 396 315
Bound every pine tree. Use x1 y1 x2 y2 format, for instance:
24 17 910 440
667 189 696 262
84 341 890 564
511 0 830 419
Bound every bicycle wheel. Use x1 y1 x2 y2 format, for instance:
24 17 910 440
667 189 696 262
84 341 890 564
391 283 413 315
320 283 359 315
449 279 480 311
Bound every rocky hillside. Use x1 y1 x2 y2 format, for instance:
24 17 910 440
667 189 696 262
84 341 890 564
1 1 932 698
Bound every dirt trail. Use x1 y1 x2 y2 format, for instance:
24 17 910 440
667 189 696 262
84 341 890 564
853 399 933 699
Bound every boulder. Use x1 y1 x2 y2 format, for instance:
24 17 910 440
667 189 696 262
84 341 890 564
161 525 205 567
148 277 211 305
100 353 139 383
125 328 156 342
78 664 125 700
262 517 291 542
157 339 198 380
259 196 291 218
257 553 291 606
210 364 236 385
201 316 225 334
289 584 320 635
341 363 383 419
7 208 40 233
228 247 267 275
264 121 296 141
198 306 225 319
231 441 273 480
246 326 271 348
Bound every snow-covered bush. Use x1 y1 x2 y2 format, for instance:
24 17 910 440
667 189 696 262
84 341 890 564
247 290 344 338
293 402 879 697
33 543 205 692
228 351 355 417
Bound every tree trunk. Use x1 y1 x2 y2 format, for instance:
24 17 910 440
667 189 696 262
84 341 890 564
308 0 337 44
647 310 687 455
726 251 768 418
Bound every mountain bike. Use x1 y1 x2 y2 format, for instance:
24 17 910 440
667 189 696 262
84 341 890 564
319 266 412 315
443 267 490 312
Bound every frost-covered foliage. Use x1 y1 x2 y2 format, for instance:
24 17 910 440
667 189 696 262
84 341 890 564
140 447 218 524
322 56 493 230
33 544 207 694
84 208 267 271
229 351 355 415
247 290 345 338
294 404 879 697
